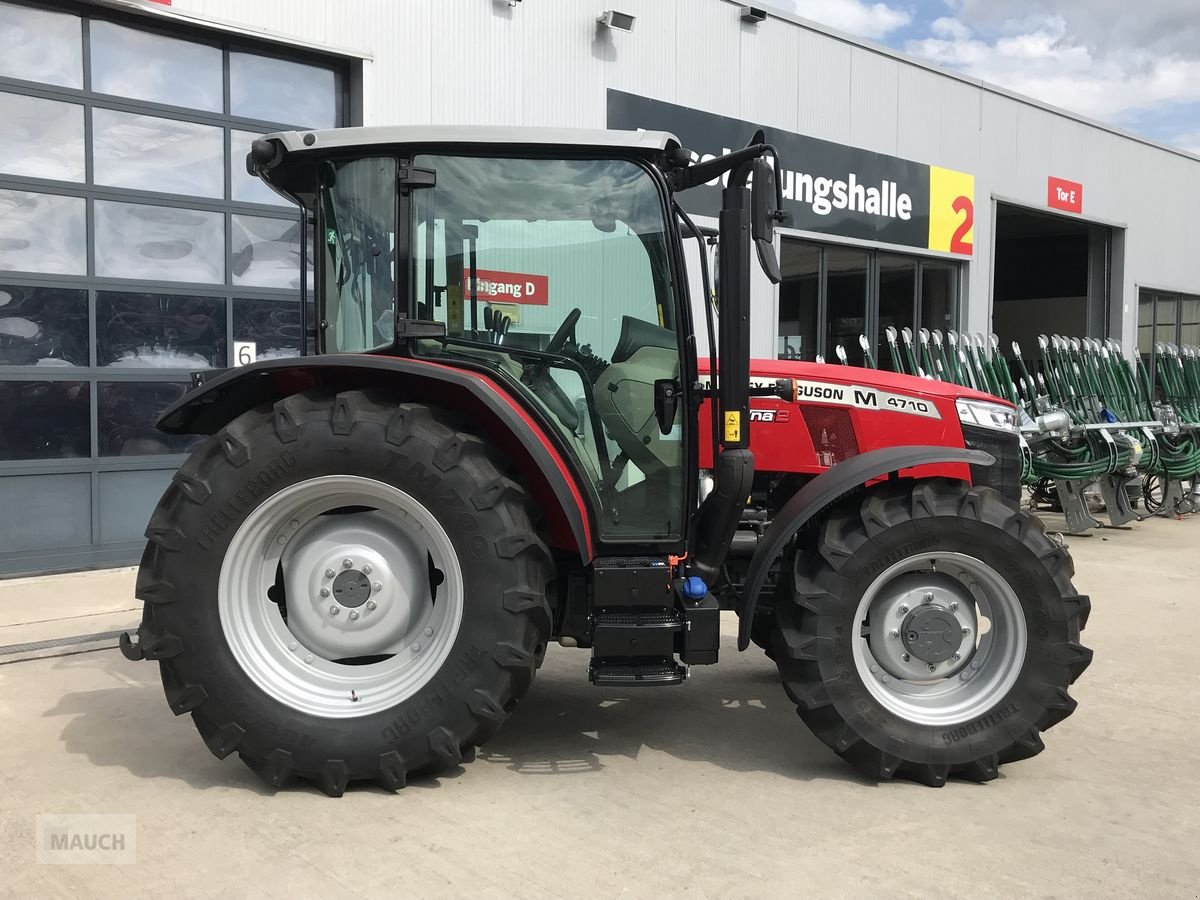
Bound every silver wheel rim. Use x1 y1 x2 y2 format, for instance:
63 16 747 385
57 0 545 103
218 475 464 719
851 552 1027 727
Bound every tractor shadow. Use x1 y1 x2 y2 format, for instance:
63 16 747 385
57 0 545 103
42 636 863 791
480 639 857 784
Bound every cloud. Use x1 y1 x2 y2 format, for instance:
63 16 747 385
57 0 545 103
905 14 1200 125
778 0 912 40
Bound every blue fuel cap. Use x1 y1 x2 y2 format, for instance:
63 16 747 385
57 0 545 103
681 576 708 599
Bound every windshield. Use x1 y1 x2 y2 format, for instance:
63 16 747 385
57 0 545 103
411 154 685 542
317 156 397 353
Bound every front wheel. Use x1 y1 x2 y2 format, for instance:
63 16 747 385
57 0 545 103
128 391 553 795
772 480 1091 786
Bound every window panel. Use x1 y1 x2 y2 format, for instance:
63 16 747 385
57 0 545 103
98 381 199 456
230 52 337 128
825 246 869 367
232 215 307 289
231 130 292 205
1137 292 1155 358
97 292 226 368
93 108 223 198
1180 295 1200 347
233 297 302 360
1155 295 1179 346
0 380 90 460
0 190 86 275
920 260 958 351
94 200 224 283
0 2 82 88
0 285 88 367
90 20 221 111
0 92 85 182
778 240 819 360
877 254 916 369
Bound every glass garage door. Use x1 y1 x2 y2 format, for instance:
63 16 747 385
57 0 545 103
0 2 349 575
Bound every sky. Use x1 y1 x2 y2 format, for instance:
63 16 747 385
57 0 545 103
771 0 1200 154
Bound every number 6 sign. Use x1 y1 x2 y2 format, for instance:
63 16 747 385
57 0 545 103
927 166 975 256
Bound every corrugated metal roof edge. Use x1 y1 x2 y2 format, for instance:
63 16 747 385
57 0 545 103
731 0 1200 165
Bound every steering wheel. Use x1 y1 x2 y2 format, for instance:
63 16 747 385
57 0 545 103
546 307 582 354
525 307 584 432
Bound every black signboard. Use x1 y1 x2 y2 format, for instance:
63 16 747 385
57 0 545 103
607 90 974 256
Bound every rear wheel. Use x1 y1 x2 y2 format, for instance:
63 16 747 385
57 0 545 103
771 479 1091 786
129 391 553 795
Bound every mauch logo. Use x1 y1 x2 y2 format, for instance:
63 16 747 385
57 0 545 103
36 814 136 865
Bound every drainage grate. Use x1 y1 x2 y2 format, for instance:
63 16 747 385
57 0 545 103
0 630 126 657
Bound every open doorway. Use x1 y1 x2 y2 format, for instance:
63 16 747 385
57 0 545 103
991 205 1113 355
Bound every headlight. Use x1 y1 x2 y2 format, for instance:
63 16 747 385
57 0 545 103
956 398 1018 433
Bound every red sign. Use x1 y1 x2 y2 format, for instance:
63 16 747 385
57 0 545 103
463 268 549 305
1048 177 1083 214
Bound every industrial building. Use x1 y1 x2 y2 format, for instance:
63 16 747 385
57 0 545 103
1 0 1198 574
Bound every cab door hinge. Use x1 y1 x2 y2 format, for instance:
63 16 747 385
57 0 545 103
398 165 436 191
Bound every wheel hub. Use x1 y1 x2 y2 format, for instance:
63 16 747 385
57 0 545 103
331 568 372 608
901 606 961 663
282 511 427 662
867 571 977 680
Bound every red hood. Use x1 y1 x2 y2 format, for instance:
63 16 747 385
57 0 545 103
700 358 1011 407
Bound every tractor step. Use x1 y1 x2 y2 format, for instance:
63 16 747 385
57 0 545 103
588 661 687 686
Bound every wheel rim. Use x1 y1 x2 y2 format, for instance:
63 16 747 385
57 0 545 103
851 552 1027 727
218 475 464 719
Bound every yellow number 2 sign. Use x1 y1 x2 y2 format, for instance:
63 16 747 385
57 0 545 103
928 166 975 256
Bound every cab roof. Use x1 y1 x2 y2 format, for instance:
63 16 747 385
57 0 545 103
262 125 681 158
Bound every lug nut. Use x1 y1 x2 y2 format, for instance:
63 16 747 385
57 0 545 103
949 601 959 611
923 592 934 603
953 652 962 661
342 558 353 569
349 611 359 621
366 600 377 611
889 629 899 639
962 626 971 636
424 627 433 637
325 569 335 578
320 588 330 598
362 564 372 575
899 604 909 614
927 664 937 673
373 581 382 592
329 605 340 616
901 652 911 662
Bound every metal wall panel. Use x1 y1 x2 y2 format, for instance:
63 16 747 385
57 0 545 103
847 50 899 156
429 0 523 126
738 15 801 133
794 29 853 145
896 65 943 165
676 0 741 117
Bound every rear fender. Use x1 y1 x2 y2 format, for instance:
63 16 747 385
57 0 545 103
736 445 993 650
158 355 594 561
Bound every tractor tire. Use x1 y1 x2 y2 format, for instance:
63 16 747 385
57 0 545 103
128 391 553 796
771 479 1091 787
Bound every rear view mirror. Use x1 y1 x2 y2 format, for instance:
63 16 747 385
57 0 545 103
751 157 782 284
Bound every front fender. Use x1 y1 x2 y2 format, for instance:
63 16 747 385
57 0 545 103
736 445 994 650
158 355 595 561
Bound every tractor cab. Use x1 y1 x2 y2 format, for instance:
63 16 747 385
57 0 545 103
244 126 787 571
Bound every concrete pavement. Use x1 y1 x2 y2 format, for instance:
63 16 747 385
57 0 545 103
1 514 1199 898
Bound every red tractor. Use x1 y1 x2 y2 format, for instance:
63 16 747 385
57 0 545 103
121 127 1090 794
